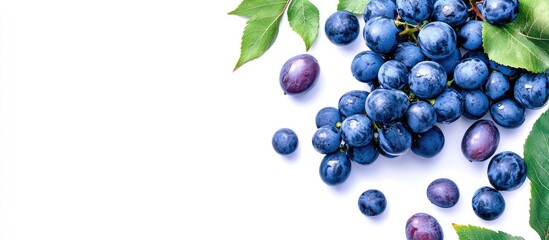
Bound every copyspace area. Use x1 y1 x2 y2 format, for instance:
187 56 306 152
1 1 546 239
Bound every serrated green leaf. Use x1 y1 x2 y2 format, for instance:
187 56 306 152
228 0 289 71
453 224 525 240
524 109 549 240
337 0 369 15
287 0 319 51
482 0 549 73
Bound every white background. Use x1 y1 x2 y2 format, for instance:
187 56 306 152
1 0 546 239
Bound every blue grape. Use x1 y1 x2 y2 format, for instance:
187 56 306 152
363 17 399 54
396 0 434 25
461 119 500 162
481 0 520 25
490 60 520 77
364 0 397 22
433 88 463 124
490 98 525 128
378 121 412 156
393 42 426 69
405 213 443 240
514 73 549 109
463 50 490 67
406 101 437 133
457 20 483 50
272 128 299 155
341 114 374 147
351 50 385 83
472 186 505 221
365 88 410 123
338 90 369 118
418 21 457 60
484 71 511 101
347 142 380 165
378 60 408 90
426 178 460 208
454 57 489 89
411 125 445 158
319 151 352 186
432 0 468 27
358 189 387 216
487 151 527 191
433 48 461 76
279 54 320 95
312 125 341 154
325 10 360 45
461 89 490 119
315 107 342 128
408 61 448 99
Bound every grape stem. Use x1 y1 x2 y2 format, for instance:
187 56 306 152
469 0 486 21
395 20 420 42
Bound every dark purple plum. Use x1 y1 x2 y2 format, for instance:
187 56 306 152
461 119 500 162
472 186 505 221
319 151 352 186
272 128 299 155
426 178 460 208
358 189 387 216
405 212 443 240
487 151 527 191
279 54 320 95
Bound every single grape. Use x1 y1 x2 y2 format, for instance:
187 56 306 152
487 151 527 191
457 20 483 51
279 54 320 95
514 73 549 109
341 114 374 147
408 61 447 99
461 89 490 119
462 50 490 68
396 0 434 25
319 151 352 186
325 10 360 45
461 119 500 162
454 57 489 90
315 107 342 128
405 213 444 240
351 50 385 83
358 189 387 216
347 142 379 165
418 21 457 60
338 90 369 118
490 98 525 128
405 101 437 133
411 125 445 158
393 42 426 69
426 178 460 208
484 71 511 101
481 0 520 25
364 0 397 22
378 121 412 156
433 48 461 76
433 88 463 124
490 60 520 77
472 186 505 221
365 88 410 123
363 17 399 54
432 0 468 27
312 125 341 154
272 128 299 155
378 60 408 90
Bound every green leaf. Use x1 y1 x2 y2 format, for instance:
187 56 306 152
287 0 319 51
228 0 289 71
452 224 525 240
337 0 369 15
524 109 549 240
482 0 549 73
